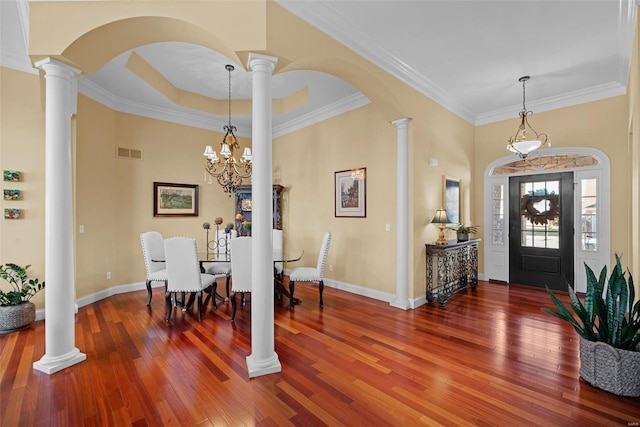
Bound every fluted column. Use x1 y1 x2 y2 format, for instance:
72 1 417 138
33 58 86 374
246 53 280 378
390 118 411 310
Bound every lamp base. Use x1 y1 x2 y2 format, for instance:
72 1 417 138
435 225 448 245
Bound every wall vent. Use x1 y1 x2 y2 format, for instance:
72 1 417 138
116 147 143 160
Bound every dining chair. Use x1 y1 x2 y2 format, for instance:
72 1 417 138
288 231 331 310
164 237 217 322
204 229 237 297
229 237 252 321
140 231 168 305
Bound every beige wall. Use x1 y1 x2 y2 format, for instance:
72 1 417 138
0 68 46 307
74 95 243 299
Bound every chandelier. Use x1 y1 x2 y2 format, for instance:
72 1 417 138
203 64 252 195
506 76 550 159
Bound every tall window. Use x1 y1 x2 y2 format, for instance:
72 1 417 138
492 184 505 245
580 178 597 251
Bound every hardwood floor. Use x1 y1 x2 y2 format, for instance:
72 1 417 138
1 279 638 426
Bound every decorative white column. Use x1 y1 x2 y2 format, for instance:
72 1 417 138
390 118 411 310
33 58 86 374
246 53 280 378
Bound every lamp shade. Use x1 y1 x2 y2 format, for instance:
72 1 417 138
507 139 542 156
431 208 451 224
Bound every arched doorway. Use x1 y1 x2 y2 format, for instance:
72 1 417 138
483 148 610 293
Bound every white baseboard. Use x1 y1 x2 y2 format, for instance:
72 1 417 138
34 281 162 321
35 271 469 321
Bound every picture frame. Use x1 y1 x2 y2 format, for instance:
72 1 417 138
3 170 21 182
4 208 22 219
153 182 199 217
335 168 366 218
3 189 20 201
443 176 461 225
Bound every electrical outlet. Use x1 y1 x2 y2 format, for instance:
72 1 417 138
385 223 391 232
106 272 111 280
79 225 84 233
329 265 334 272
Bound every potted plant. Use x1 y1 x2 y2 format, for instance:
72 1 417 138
543 255 640 396
0 263 45 334
454 224 478 242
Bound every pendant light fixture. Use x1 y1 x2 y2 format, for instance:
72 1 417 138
506 76 550 159
203 64 252 195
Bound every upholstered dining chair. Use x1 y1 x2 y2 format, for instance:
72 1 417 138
204 229 237 298
164 237 218 322
229 237 252 322
288 231 331 310
140 231 168 305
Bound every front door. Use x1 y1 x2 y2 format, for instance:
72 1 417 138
509 172 574 291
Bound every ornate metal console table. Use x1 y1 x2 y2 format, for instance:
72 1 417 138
425 239 480 306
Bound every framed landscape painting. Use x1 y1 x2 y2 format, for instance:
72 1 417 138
153 182 199 217
335 168 366 217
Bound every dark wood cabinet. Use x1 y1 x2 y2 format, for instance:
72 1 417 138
234 185 284 235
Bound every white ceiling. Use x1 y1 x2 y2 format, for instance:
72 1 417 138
0 0 636 137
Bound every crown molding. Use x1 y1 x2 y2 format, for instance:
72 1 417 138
276 0 477 124
0 48 37 75
475 81 627 126
78 78 247 136
273 93 370 138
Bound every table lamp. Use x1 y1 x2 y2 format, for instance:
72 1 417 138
431 208 451 245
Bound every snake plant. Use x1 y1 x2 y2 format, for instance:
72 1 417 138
543 254 640 351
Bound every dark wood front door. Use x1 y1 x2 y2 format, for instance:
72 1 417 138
509 172 574 291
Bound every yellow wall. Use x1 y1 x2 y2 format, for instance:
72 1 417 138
0 67 46 307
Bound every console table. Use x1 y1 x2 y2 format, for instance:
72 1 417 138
425 239 479 306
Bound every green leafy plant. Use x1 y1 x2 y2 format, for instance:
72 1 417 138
0 263 45 306
455 224 479 234
543 254 640 351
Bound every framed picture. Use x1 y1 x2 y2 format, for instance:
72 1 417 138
443 176 461 225
153 182 199 217
4 208 22 219
3 189 20 201
335 168 366 217
3 170 21 182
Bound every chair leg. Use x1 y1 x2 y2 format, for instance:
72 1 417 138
319 280 324 307
225 274 231 300
289 281 295 310
146 280 153 305
165 291 173 321
230 291 237 322
196 291 202 322
211 281 218 309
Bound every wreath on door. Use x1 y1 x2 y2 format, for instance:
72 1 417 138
520 193 560 225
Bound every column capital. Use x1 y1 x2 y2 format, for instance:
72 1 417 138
247 53 278 73
391 117 412 127
35 58 81 77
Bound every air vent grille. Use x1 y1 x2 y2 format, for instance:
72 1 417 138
116 147 143 160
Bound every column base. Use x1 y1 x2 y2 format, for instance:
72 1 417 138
33 347 86 374
246 352 281 378
389 299 410 310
